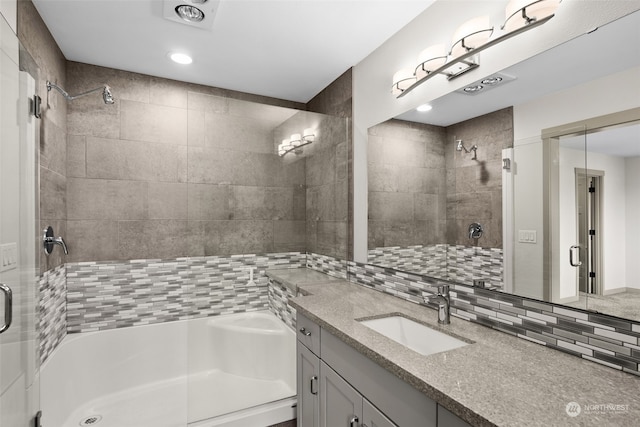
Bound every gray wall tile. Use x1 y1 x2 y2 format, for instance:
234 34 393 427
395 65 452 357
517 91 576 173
121 100 188 145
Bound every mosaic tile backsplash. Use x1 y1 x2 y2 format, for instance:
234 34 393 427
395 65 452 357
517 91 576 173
368 245 504 289
347 261 640 376
39 250 640 376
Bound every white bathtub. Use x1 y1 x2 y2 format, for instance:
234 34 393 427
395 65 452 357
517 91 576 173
41 311 296 427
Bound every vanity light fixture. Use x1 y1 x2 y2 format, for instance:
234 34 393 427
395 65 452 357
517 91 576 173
392 0 561 98
503 0 562 32
392 69 416 96
278 128 316 157
415 44 448 80
450 16 494 59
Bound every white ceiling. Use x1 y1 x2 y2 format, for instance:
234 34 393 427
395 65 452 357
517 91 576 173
32 0 435 103
396 9 640 127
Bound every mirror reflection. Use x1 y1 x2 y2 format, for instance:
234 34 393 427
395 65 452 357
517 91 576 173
367 11 640 321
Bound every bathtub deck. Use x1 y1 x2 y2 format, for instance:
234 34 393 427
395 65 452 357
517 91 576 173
63 369 295 427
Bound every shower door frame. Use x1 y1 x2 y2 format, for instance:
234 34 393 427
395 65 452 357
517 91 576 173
541 107 640 304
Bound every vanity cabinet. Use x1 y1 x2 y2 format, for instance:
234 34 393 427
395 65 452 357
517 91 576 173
296 313 470 427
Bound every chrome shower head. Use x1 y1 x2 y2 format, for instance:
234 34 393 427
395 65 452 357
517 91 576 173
456 140 464 151
102 85 115 104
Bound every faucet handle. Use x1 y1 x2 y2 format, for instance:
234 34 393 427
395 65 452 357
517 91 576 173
437 284 450 297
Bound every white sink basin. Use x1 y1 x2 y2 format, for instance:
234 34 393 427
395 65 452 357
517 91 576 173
360 316 468 356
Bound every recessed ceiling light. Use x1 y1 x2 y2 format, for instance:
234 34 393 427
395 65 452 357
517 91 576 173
464 85 484 93
175 5 205 23
169 52 193 65
481 76 503 85
416 104 433 112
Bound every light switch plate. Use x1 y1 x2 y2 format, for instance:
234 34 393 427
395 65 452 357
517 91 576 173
0 243 18 272
518 230 537 244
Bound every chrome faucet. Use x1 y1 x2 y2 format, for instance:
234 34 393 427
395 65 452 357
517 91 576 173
424 284 451 325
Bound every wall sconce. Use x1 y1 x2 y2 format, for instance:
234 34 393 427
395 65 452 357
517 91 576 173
278 128 315 157
391 0 561 98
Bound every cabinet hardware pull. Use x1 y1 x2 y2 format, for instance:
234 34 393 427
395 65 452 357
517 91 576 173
299 327 311 336
310 375 318 395
349 415 359 427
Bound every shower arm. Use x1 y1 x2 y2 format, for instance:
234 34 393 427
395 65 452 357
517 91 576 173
46 81 105 101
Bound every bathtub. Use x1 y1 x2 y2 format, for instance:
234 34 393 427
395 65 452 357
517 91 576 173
40 311 296 427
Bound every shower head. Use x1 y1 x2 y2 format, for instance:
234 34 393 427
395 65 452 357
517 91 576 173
103 85 115 104
46 81 115 105
455 139 478 160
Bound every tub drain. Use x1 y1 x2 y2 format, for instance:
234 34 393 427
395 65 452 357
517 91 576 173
79 415 102 426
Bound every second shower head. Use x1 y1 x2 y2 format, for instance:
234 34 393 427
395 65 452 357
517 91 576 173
456 139 478 160
47 81 115 105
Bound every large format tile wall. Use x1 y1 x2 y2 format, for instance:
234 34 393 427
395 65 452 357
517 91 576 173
18 0 69 274
367 244 504 289
346 261 640 376
368 119 447 248
445 108 512 248
274 111 349 258
64 62 309 262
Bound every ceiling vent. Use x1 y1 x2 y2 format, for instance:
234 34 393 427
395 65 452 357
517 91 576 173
456 72 516 96
163 0 220 30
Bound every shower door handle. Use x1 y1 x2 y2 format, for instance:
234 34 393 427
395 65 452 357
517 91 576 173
569 245 582 267
0 283 13 334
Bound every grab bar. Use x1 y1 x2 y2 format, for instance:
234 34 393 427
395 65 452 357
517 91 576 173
0 283 12 334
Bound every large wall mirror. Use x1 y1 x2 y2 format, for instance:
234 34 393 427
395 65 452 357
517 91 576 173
366 10 640 321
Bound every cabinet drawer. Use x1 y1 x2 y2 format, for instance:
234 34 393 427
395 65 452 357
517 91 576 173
297 313 321 356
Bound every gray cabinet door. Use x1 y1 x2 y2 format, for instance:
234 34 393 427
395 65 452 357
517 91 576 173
362 399 396 427
319 361 363 427
297 341 320 427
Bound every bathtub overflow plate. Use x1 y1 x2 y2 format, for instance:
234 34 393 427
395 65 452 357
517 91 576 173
79 415 102 426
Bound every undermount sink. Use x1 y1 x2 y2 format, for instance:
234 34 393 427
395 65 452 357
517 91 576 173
359 315 469 356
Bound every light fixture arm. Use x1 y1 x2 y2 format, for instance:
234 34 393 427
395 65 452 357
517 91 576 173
47 81 104 101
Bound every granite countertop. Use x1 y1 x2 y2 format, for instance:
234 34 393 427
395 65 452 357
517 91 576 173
266 268 344 294
289 280 640 427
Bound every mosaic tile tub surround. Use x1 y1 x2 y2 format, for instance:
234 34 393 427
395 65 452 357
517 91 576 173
367 244 503 289
65 252 306 333
39 264 67 364
347 261 640 376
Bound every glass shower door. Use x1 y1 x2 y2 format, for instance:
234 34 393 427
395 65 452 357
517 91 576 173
0 12 39 427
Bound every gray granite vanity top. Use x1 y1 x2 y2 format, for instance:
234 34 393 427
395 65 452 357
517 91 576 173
266 268 343 293
289 279 640 427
